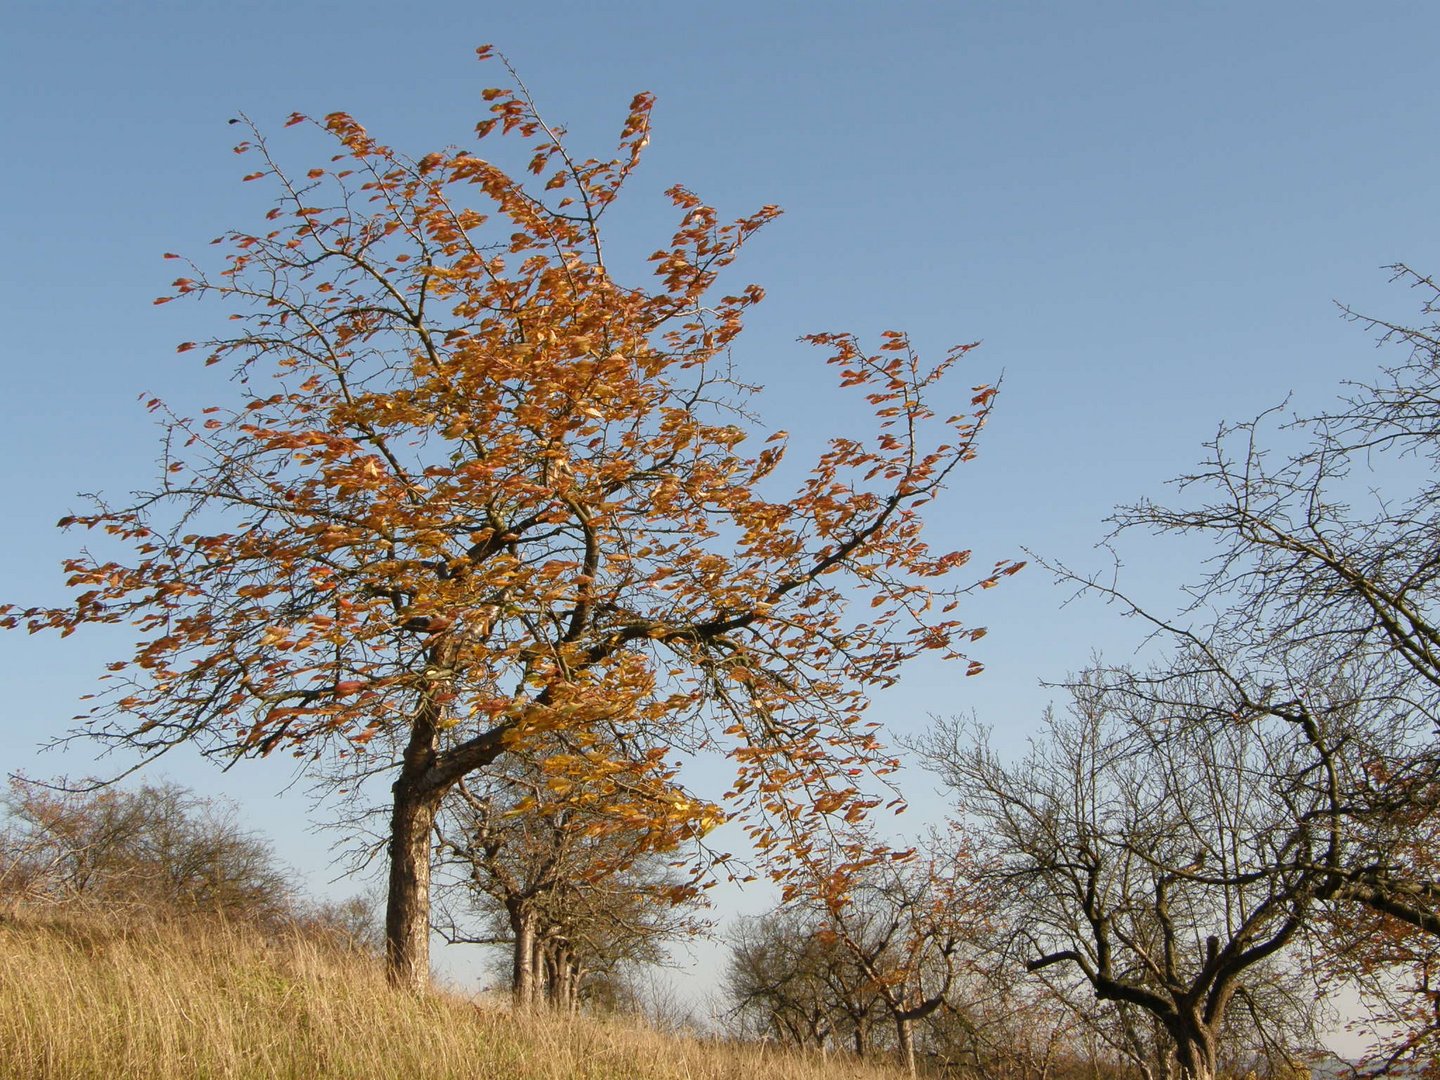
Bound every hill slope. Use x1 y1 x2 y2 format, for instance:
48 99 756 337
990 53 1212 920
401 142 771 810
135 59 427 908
0 911 899 1079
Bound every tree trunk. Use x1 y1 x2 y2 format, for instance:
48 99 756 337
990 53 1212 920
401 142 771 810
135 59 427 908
384 683 450 991
382 675 509 992
896 1014 917 1076
552 944 577 1013
1168 1019 1217 1080
514 913 537 1008
542 939 561 1007
570 961 586 1016
384 777 442 991
1038 1033 1057 1080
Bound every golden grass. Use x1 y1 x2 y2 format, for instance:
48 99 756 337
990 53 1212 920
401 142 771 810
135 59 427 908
0 910 902 1079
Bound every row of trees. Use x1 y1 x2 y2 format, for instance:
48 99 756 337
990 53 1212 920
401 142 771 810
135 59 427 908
727 844 985 1073
728 879 1146 1080
431 740 706 1010
727 269 1440 1079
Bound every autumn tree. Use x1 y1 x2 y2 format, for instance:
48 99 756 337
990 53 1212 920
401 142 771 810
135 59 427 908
433 745 705 1010
1313 879 1440 1077
1 50 1011 989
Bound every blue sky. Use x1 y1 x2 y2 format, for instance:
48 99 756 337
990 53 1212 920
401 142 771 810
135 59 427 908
2 1 1436 1007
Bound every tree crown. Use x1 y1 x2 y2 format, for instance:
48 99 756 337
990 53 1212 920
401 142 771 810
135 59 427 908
3 49 1012 870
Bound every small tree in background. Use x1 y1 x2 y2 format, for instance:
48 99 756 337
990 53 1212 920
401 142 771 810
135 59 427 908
2 49 1012 988
730 828 986 1075
434 746 705 1010
811 842 981 1076
726 904 883 1054
0 779 290 923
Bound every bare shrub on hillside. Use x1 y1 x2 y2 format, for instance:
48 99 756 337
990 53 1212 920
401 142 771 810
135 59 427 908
0 778 379 951
0 779 291 922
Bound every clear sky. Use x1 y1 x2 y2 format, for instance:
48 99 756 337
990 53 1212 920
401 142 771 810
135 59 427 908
3 0 1436 1015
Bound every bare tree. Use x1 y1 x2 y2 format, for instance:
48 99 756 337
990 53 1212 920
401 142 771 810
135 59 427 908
0 778 292 924
725 904 884 1055
817 846 979 1076
1060 265 1440 1070
921 671 1328 1080
727 835 982 1075
922 944 1141 1080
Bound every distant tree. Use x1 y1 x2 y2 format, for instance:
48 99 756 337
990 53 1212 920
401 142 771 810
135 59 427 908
810 841 980 1077
0 778 291 923
290 892 384 955
726 904 883 1054
729 833 983 1075
919 950 1101 1080
1056 265 1440 1072
0 48 1011 989
433 746 706 1010
921 672 1327 1080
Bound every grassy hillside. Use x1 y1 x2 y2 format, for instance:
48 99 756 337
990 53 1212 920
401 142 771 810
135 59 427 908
0 910 901 1079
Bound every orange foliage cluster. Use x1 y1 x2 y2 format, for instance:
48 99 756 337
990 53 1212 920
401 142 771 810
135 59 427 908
2 49 1015 904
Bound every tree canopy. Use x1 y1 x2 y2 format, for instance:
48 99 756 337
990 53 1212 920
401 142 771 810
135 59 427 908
1 49 1009 987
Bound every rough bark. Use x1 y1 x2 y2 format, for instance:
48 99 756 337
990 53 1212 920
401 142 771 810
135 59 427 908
385 680 511 989
384 777 443 991
896 1015 916 1076
1169 1018 1217 1080
513 912 537 1008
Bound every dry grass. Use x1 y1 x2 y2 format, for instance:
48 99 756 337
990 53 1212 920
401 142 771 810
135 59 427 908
0 909 902 1079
